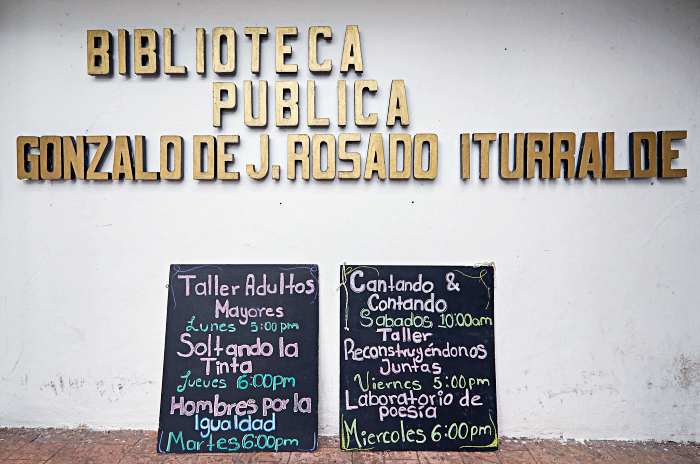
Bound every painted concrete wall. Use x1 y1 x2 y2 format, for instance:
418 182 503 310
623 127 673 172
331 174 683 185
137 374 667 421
0 0 698 441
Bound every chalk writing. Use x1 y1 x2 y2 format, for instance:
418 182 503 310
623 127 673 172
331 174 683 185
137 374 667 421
158 264 318 453
340 265 498 451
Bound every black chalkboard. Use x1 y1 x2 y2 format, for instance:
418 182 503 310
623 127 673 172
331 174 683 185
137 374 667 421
158 264 319 453
339 264 497 452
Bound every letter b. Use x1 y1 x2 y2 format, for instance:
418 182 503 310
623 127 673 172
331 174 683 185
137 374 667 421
87 30 111 75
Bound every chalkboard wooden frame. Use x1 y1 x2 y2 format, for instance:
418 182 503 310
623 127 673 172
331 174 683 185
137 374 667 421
339 264 497 452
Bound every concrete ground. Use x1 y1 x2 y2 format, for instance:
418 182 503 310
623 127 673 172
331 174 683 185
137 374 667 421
0 429 697 463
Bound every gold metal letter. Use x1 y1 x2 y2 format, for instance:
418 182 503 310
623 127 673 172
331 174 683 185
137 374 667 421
40 136 63 180
112 135 134 180
354 80 378 127
17 136 40 180
246 134 269 180
275 81 299 127
85 135 111 181
216 135 240 180
364 133 386 180
212 82 237 128
193 135 216 180
460 133 470 180
309 26 332 73
244 27 268 74
551 132 575 179
499 133 525 180
160 135 183 180
196 28 205 74
630 132 657 178
340 25 363 73
133 29 158 75
163 28 187 75
338 80 347 127
386 80 409 127
525 132 551 179
414 133 438 180
602 132 629 179
473 133 497 179
87 30 111 75
307 80 330 127
212 27 236 74
275 27 298 73
134 135 157 180
17 135 40 180
244 80 268 127
287 134 310 180
338 133 361 180
659 130 687 178
62 136 85 180
577 132 602 179
117 29 128 75
312 134 336 180
389 133 412 180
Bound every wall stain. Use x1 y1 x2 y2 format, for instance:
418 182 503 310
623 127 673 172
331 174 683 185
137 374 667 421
674 354 699 390
39 376 153 399
545 370 620 399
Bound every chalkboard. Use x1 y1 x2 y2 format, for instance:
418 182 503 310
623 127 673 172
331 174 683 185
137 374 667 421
339 264 497 452
158 264 319 453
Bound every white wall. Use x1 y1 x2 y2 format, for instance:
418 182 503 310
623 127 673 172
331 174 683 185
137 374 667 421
1 0 699 442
